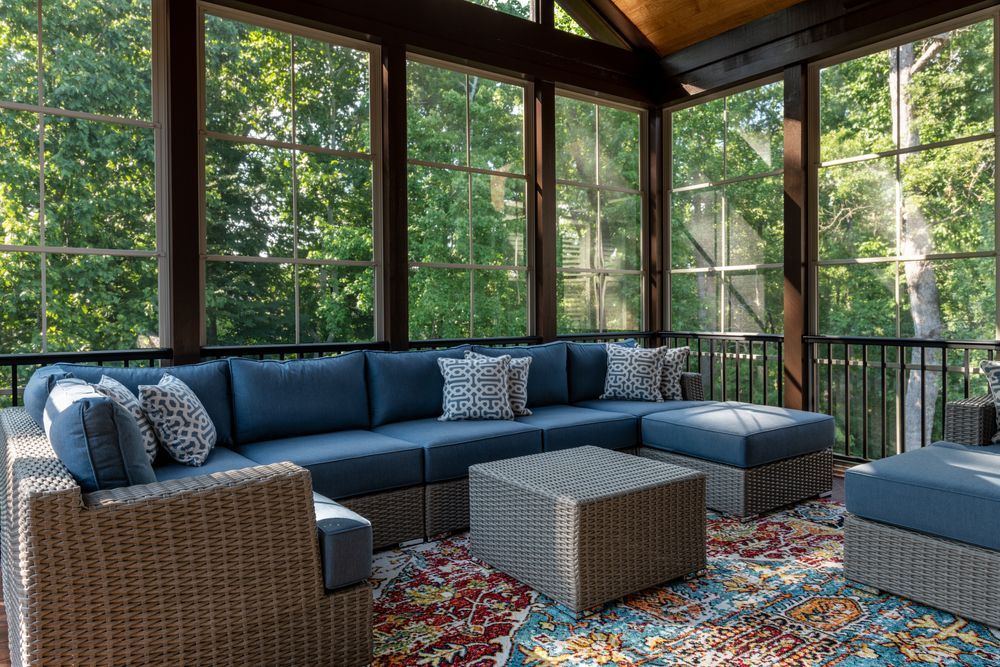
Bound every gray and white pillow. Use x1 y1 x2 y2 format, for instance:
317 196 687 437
139 374 216 466
466 351 532 416
601 344 664 402
93 375 159 463
438 356 514 421
980 360 1000 443
660 346 690 401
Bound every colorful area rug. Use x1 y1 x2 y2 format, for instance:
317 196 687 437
370 500 1000 666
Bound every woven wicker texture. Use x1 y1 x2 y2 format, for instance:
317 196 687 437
341 485 425 549
844 513 1000 629
679 372 705 401
425 478 470 538
638 447 832 518
0 407 372 666
944 394 997 445
469 446 706 613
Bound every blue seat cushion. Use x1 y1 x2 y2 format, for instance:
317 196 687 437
49 361 235 447
45 381 156 493
374 418 543 483
313 492 372 590
516 405 637 452
575 399 712 417
642 402 835 468
471 342 569 407
229 353 369 444
154 447 260 482
567 339 637 403
237 431 424 499
366 345 471 427
846 443 1000 551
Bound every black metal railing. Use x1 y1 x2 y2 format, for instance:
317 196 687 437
661 332 785 406
1 348 173 408
804 335 999 463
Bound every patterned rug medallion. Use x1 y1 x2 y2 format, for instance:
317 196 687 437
371 501 1000 666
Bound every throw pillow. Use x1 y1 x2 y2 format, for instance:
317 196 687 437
980 360 1000 443
93 375 159 463
660 346 690 400
139 374 217 466
601 344 664 402
466 351 532 416
44 379 156 492
438 356 514 421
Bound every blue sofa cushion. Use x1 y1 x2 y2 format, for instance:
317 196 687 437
575 399 712 417
642 402 835 468
314 492 372 590
846 443 1000 551
567 339 636 403
154 446 260 482
366 346 471 427
374 418 543 483
229 353 369 444
48 361 235 447
24 366 74 428
238 430 424 499
516 405 637 452
472 342 569 407
45 381 156 492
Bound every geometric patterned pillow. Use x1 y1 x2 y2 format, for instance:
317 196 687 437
138 374 216 466
93 375 160 463
979 360 1000 443
465 351 532 416
601 344 664 402
438 356 514 422
659 346 690 400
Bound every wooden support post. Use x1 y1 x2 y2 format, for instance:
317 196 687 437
382 42 410 350
646 109 665 336
535 80 558 341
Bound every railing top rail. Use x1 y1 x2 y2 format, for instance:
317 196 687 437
0 348 173 366
803 334 1000 350
661 331 784 343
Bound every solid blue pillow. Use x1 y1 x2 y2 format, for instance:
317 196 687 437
229 353 369 444
567 339 637 403
23 366 74 428
365 346 471 427
471 342 569 407
44 382 156 493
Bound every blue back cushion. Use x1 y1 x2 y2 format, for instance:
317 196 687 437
49 361 235 447
365 345 471 426
472 342 569 407
24 366 74 428
45 386 156 492
567 339 637 403
229 353 369 444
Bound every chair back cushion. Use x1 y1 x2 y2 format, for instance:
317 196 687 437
24 366 75 428
471 341 568 407
366 345 471 426
567 339 637 403
44 379 156 492
93 375 159 463
229 353 369 444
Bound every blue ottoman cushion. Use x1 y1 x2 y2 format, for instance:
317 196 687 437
374 418 543 483
516 405 636 452
642 402 834 468
575 399 712 417
471 342 569 407
846 443 1000 551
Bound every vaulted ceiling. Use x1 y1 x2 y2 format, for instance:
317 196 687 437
607 0 807 55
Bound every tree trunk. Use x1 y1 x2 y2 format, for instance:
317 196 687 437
891 42 946 452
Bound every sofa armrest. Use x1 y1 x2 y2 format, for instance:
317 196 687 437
944 394 997 445
680 372 705 401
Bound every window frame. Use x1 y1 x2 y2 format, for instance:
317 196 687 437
196 3 384 346
554 88 649 334
664 74 784 334
807 8 1000 340
405 52 535 340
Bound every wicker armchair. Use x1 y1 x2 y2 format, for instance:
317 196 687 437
0 408 372 667
944 394 997 445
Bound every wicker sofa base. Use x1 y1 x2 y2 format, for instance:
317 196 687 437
844 513 1000 629
426 478 470 538
340 485 425 549
638 447 832 518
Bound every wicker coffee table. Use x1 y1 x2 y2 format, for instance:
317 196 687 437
469 445 706 614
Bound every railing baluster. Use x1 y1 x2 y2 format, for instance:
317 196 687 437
11 364 18 407
941 346 948 439
919 346 927 448
881 344 888 460
862 345 869 461
777 341 783 406
844 344 851 457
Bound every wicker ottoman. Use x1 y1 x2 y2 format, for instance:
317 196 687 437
469 445 706 614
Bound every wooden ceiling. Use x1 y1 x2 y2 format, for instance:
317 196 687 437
609 0 807 55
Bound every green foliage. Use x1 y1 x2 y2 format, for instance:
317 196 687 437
554 4 592 39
